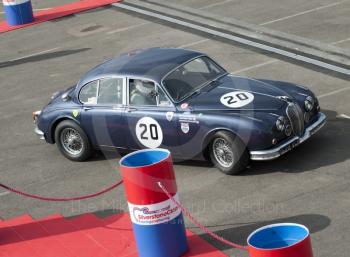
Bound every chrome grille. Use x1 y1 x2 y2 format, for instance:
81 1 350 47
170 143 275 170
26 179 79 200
286 103 305 137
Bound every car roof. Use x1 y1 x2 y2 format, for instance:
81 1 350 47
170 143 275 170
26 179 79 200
78 48 204 86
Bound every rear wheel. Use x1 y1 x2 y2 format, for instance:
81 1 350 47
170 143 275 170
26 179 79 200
55 120 93 161
209 131 249 175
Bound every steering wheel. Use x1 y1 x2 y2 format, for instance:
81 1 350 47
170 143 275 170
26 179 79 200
166 79 192 101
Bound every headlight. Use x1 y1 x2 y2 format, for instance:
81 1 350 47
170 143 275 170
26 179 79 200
304 96 314 111
276 116 286 131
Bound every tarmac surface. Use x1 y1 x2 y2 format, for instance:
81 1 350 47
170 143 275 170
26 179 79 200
0 1 350 257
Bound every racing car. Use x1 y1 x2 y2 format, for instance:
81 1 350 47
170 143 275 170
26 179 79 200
33 48 326 175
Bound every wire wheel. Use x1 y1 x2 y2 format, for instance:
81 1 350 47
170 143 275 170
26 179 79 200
60 128 84 156
212 138 234 168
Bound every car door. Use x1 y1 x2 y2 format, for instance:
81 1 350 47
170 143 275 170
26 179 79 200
124 78 180 154
79 77 128 148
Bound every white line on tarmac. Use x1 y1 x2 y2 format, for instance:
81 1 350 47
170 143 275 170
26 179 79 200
232 60 279 74
0 191 10 197
106 22 150 34
115 3 350 76
337 114 350 119
177 39 210 48
8 47 60 62
199 0 233 10
332 37 350 45
260 0 349 25
318 87 350 99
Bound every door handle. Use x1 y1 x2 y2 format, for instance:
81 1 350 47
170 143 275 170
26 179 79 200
83 107 92 111
127 107 137 113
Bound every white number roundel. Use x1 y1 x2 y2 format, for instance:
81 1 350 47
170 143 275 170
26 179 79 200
220 91 254 108
136 117 163 149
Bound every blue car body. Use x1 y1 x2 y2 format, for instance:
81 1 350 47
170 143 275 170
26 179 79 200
34 48 326 161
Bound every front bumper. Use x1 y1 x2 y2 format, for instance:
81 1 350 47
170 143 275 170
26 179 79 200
250 112 326 161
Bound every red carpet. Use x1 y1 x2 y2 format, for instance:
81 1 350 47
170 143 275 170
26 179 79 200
0 212 228 257
0 0 121 33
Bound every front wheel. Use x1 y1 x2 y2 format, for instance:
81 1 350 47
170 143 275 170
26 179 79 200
55 120 93 161
209 131 249 175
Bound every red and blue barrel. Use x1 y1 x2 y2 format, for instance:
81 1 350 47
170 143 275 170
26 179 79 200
120 149 188 257
247 223 314 257
3 0 34 26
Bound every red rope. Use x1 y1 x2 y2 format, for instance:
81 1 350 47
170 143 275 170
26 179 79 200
158 182 248 251
0 180 123 202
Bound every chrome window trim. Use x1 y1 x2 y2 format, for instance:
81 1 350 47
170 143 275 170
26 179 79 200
78 80 99 105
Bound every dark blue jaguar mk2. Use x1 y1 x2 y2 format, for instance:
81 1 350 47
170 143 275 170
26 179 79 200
33 48 326 175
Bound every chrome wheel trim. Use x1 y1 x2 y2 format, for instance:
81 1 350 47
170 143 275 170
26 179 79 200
60 128 84 156
212 138 234 168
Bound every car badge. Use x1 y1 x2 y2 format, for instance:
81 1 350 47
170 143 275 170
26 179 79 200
181 103 189 109
166 112 174 121
72 110 80 118
181 123 190 134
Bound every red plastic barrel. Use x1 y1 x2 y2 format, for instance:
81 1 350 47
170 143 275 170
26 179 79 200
247 223 314 257
120 149 188 257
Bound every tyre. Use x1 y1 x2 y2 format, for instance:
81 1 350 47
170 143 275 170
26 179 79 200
54 120 93 161
209 131 249 175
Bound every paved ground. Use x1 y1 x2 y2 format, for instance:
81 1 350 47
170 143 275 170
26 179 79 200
0 2 350 257
163 0 350 47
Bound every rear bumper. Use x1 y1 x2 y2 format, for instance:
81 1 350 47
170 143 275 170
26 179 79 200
250 112 326 161
33 110 45 140
34 126 45 140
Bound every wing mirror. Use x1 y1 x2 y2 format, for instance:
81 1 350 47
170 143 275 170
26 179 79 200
61 92 71 102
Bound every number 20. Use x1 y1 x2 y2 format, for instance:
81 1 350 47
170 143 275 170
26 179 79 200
140 123 159 140
223 93 249 104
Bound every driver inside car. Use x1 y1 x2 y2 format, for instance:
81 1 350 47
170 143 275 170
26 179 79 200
130 79 157 106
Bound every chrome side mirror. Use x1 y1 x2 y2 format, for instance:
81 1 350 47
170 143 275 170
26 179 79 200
61 92 71 102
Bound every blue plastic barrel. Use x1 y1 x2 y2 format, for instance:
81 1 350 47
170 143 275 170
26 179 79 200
3 0 34 26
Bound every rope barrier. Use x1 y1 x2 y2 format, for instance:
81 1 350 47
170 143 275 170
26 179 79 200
0 180 123 201
158 182 248 251
1 179 247 250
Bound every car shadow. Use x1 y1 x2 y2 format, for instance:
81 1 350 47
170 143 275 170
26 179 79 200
88 109 349 175
242 109 350 175
197 213 331 250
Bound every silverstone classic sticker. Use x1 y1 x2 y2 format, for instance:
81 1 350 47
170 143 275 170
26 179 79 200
128 193 181 225
136 117 163 148
220 91 254 108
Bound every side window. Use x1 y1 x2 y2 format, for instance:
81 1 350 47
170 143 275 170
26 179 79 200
79 81 98 104
129 79 157 106
98 78 123 105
